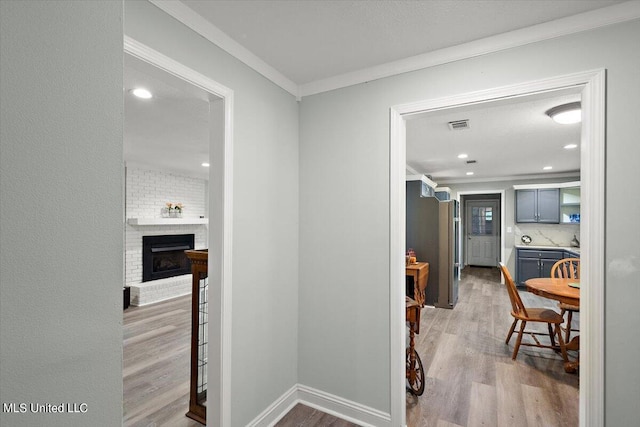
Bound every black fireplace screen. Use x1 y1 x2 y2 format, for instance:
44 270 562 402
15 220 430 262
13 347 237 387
142 234 195 282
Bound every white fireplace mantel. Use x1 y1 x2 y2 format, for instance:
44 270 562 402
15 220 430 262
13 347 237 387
127 217 208 226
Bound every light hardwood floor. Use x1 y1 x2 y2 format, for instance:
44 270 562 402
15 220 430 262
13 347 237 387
123 295 202 427
124 266 578 427
407 266 579 427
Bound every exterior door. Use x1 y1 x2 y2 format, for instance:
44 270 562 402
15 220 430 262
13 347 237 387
466 200 499 267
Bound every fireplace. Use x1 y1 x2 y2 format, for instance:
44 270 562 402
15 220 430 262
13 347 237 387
142 234 195 282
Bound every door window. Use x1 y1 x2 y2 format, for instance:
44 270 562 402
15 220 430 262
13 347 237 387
471 207 493 235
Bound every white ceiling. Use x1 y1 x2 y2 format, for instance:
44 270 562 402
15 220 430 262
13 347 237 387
125 0 628 180
406 88 582 184
124 54 213 180
180 0 625 85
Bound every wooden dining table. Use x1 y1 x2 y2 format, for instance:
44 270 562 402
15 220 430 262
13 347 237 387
525 277 580 373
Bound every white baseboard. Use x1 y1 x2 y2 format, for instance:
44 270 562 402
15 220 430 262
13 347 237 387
246 383 391 427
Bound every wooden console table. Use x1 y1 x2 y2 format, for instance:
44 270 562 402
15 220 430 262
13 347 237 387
406 262 429 306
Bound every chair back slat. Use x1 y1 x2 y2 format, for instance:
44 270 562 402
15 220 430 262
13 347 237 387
551 258 580 280
499 262 528 318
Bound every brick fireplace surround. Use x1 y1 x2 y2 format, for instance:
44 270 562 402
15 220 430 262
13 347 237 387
125 166 207 305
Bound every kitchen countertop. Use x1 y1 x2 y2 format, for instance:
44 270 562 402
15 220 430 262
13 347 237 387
515 244 580 254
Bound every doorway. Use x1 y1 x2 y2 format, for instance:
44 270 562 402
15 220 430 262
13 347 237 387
124 37 234 427
463 195 501 268
390 70 605 426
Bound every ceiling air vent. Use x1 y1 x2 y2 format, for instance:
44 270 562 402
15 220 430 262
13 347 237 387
448 119 470 130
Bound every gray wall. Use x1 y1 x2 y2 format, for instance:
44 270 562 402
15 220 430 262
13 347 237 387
124 2 300 426
299 19 640 424
0 2 123 426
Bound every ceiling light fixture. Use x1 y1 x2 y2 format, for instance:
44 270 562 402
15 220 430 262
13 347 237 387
543 166 553 170
466 172 474 176
201 162 210 167
130 88 153 99
546 102 581 124
457 153 468 159
564 144 578 149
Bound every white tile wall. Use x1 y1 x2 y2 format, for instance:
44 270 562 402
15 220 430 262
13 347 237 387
125 166 208 305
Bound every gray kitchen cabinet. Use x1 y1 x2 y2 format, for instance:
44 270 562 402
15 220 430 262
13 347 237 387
515 248 565 286
515 188 560 223
564 250 580 259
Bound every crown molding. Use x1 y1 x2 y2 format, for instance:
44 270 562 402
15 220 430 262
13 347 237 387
299 1 640 97
437 171 581 186
148 1 640 100
147 0 300 98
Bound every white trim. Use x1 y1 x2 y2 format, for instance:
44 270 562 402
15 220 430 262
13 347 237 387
246 384 391 427
147 0 299 98
245 385 299 427
389 69 606 427
440 171 580 185
578 68 606 427
124 36 235 427
513 180 581 190
301 2 639 97
297 385 391 427
144 1 639 99
389 107 407 427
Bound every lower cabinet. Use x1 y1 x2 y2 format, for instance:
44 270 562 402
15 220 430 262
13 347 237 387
515 249 565 286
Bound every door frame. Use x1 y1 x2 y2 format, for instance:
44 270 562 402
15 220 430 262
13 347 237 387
390 69 605 427
460 191 505 272
124 36 234 427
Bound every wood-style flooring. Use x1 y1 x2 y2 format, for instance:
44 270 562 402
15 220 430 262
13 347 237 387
274 404 358 427
407 266 579 427
123 266 578 426
123 295 201 427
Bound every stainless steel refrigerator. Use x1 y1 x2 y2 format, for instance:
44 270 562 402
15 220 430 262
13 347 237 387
406 180 459 308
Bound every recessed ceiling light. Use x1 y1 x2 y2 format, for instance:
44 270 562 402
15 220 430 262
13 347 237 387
130 88 152 99
564 144 578 149
546 102 581 124
466 172 474 176
543 166 553 170
457 153 468 159
201 162 210 167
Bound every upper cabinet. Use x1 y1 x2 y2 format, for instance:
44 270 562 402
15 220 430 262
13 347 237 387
514 181 580 224
515 188 560 223
560 187 581 223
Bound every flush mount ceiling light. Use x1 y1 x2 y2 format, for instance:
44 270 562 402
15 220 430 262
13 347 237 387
130 87 152 99
564 144 578 149
546 102 581 124
201 162 210 167
543 166 553 170
457 153 468 159
466 171 474 176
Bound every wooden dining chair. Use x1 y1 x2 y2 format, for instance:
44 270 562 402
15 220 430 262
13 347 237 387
551 258 580 342
498 263 568 361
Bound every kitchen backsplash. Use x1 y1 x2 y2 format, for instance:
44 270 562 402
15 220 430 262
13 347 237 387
515 223 580 247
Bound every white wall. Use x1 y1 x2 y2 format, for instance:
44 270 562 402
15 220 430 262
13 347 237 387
299 19 640 424
0 2 123 426
124 2 300 425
